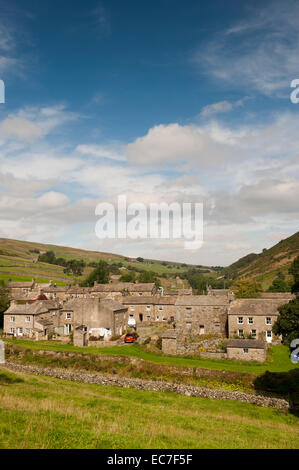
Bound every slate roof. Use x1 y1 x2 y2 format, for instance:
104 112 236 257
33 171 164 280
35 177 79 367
8 281 35 288
122 295 177 305
4 300 58 315
175 295 229 306
92 282 156 292
227 339 266 349
228 298 285 316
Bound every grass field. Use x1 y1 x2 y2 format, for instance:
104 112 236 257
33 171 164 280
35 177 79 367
3 339 298 375
0 367 298 449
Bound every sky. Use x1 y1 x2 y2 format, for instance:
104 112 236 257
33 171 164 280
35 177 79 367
0 0 298 266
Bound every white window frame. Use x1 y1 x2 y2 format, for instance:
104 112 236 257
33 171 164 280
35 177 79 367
25 316 31 323
251 329 257 338
266 330 272 338
266 317 272 325
248 317 254 324
237 317 243 324
243 348 249 354
158 306 163 311
130 306 135 311
156 315 159 321
10 316 15 323
146 306 151 311
66 313 71 319
25 328 30 335
238 329 244 337
10 328 15 334
162 316 167 321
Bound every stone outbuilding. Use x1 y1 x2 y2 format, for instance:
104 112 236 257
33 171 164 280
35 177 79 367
227 339 267 362
161 329 177 355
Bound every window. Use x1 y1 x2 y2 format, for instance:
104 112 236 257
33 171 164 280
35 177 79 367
248 317 253 324
251 329 257 338
146 305 151 311
25 316 31 323
266 317 272 325
129 314 134 318
10 328 15 334
25 328 30 335
156 316 159 321
267 330 272 338
243 348 249 354
10 316 15 323
162 316 166 321
238 329 244 337
237 317 243 324
66 313 71 319
186 322 192 329
146 316 151 321
158 306 163 311
130 306 135 311
138 292 142 296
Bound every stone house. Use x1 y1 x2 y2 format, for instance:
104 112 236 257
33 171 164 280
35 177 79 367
8 280 35 299
227 339 267 362
91 282 157 300
43 285 69 301
175 295 229 337
3 300 60 339
228 298 288 343
122 295 177 325
60 297 128 340
66 286 92 299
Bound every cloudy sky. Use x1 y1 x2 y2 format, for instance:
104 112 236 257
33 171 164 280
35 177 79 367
0 0 298 266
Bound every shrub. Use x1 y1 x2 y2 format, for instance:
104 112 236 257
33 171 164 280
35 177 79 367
156 337 162 350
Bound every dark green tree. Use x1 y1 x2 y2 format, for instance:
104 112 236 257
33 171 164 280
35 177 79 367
273 256 299 345
82 261 109 287
268 278 291 293
0 281 10 329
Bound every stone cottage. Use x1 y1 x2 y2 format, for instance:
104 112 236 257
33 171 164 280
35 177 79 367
122 295 177 325
227 339 267 362
60 297 128 341
3 300 60 339
227 298 289 343
175 295 229 337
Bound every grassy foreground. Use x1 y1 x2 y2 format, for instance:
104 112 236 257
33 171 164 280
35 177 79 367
0 367 298 449
3 339 298 375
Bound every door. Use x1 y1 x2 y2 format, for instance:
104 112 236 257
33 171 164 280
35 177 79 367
139 313 143 322
266 330 272 343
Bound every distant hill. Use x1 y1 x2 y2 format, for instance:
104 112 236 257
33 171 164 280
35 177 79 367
222 231 299 288
0 237 198 285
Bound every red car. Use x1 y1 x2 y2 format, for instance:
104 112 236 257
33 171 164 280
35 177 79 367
124 332 138 343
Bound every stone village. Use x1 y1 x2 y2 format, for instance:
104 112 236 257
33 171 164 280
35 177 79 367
2 279 294 362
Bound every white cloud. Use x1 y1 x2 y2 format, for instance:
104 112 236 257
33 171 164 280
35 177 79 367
199 99 245 118
193 1 299 96
0 116 43 141
76 144 126 161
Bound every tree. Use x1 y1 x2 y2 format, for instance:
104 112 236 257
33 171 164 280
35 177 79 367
232 279 262 298
0 281 10 329
136 257 144 263
273 255 299 345
289 255 299 295
81 261 109 287
119 271 136 282
273 299 299 345
268 278 291 293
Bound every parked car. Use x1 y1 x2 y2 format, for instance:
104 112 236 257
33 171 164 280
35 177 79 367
124 332 138 343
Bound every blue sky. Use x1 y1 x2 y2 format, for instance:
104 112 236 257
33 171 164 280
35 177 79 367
0 0 298 265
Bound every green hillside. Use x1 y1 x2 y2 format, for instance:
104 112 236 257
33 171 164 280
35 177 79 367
223 231 299 288
0 237 198 286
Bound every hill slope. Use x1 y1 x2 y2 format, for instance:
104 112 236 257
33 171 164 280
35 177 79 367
0 238 197 285
223 231 299 286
